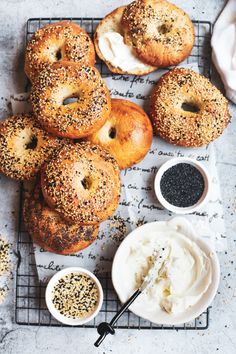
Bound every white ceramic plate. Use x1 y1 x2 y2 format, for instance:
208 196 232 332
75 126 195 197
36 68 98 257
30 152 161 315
45 267 103 326
112 217 220 325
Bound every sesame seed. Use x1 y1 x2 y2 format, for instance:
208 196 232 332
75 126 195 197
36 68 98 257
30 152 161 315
0 113 64 180
25 21 95 83
51 272 99 319
41 141 121 224
23 184 99 254
150 68 230 147
30 62 111 139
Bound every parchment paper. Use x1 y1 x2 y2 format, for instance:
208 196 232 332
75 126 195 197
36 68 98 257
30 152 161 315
11 63 226 282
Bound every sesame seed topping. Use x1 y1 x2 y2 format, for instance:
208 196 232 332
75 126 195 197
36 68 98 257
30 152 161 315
121 0 194 67
23 184 99 254
51 272 99 319
150 68 230 147
30 62 111 139
25 21 95 82
0 236 11 305
0 113 64 180
41 141 121 224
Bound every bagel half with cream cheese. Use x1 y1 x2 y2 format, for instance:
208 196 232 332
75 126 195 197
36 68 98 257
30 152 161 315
94 6 157 75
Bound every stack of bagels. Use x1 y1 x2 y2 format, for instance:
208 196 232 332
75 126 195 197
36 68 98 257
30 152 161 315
0 0 230 255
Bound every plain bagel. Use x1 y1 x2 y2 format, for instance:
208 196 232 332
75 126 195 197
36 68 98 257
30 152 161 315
150 68 230 147
87 99 153 169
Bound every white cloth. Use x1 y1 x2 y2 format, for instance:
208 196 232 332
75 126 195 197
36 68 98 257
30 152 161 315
211 0 236 104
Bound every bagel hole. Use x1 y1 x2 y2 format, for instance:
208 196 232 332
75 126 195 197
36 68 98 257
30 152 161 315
56 50 62 61
181 102 200 113
81 176 92 190
109 127 116 139
158 24 171 34
63 96 79 105
25 135 38 150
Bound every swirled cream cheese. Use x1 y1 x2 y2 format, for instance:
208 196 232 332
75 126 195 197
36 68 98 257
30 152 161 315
125 229 212 315
98 31 147 72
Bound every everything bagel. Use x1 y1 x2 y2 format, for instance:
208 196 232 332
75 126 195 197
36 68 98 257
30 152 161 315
30 62 111 139
122 0 195 67
25 21 95 83
150 68 230 147
41 142 121 225
0 114 63 180
23 184 99 255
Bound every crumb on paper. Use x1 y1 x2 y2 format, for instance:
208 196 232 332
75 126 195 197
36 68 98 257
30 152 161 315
109 215 127 243
0 286 8 305
0 237 11 275
0 236 11 305
136 218 147 228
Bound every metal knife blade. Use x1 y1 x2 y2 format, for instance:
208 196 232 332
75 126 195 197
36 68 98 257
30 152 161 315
139 246 169 292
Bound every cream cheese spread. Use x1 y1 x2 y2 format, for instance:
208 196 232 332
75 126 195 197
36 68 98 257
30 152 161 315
98 31 147 72
125 229 212 315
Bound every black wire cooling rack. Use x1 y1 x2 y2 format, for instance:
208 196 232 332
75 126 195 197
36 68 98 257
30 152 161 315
15 18 212 329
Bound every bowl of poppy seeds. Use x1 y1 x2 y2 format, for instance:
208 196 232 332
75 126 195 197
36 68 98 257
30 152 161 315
154 158 211 214
45 267 103 325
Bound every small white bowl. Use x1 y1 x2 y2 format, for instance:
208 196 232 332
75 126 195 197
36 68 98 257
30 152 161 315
45 267 103 326
154 157 211 214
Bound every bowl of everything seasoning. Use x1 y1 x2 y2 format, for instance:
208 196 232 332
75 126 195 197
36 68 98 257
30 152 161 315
154 157 211 214
45 267 103 325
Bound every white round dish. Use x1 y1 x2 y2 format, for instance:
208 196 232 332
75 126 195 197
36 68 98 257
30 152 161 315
45 267 103 326
154 157 211 214
112 217 220 325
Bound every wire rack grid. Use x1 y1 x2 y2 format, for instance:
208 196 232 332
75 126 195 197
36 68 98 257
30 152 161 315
15 17 212 329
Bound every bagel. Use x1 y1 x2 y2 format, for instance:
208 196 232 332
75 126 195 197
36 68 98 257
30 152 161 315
41 142 121 225
150 68 230 147
87 99 153 169
23 184 99 255
0 114 63 180
122 0 195 67
25 21 95 83
94 6 157 75
30 62 111 139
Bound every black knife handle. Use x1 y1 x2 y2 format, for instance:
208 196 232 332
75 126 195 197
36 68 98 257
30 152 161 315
94 289 141 347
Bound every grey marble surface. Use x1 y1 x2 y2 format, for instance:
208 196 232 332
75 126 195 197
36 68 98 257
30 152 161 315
0 0 236 353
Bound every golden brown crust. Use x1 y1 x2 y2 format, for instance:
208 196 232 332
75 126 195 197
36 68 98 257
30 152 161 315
150 68 231 147
122 0 195 67
41 141 121 224
30 62 111 139
94 6 157 75
23 184 99 255
87 99 153 169
0 114 64 180
25 20 95 83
